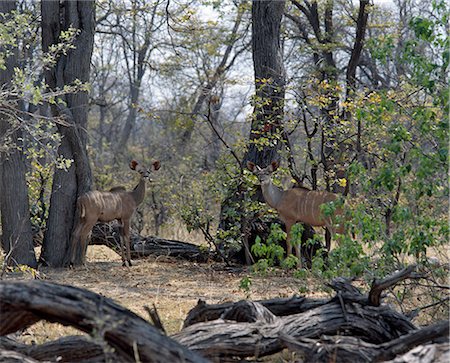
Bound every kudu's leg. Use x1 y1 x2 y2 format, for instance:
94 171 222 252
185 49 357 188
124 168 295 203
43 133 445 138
285 223 293 257
116 219 126 266
78 220 96 265
122 219 132 267
325 228 331 251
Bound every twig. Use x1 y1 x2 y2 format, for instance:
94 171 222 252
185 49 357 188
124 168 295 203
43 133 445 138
144 304 167 335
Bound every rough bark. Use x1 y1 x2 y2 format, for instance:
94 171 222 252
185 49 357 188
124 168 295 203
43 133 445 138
281 321 449 363
0 281 209 363
217 1 287 265
244 0 286 166
40 0 94 267
0 0 37 268
177 267 420 359
183 295 327 328
0 336 107 362
1 267 445 362
175 300 416 359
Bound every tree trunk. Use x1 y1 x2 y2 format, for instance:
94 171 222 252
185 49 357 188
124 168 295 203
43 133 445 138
218 0 286 263
0 0 37 268
40 0 94 267
244 0 286 166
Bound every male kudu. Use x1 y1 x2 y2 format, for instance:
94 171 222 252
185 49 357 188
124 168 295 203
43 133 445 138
70 159 160 267
247 161 346 268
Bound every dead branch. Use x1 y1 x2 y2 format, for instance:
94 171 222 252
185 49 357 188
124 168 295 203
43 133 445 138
369 265 417 306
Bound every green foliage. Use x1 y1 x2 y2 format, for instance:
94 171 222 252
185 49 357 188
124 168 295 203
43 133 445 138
329 236 370 277
251 224 285 267
239 275 252 297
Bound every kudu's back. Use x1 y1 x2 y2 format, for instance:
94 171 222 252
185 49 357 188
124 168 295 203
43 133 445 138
78 191 126 222
280 187 344 232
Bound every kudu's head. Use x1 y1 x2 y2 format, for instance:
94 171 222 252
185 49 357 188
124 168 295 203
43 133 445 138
246 161 279 184
130 159 161 181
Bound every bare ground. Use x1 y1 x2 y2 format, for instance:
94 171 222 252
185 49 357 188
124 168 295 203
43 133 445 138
5 245 329 345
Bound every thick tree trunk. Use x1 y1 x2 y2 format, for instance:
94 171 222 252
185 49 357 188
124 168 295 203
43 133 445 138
218 0 286 264
40 0 95 267
0 0 37 268
244 0 286 166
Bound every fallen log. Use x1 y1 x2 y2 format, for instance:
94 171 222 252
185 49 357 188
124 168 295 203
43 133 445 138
0 281 209 363
90 222 211 262
280 320 449 363
183 295 327 327
2 266 445 362
176 266 421 360
0 349 40 363
382 343 450 363
174 299 417 359
0 336 106 362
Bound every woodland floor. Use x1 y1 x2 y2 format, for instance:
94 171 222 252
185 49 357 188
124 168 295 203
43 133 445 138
4 245 331 346
2 228 448 353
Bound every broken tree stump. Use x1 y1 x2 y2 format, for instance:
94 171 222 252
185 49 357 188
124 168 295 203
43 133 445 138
0 281 208 363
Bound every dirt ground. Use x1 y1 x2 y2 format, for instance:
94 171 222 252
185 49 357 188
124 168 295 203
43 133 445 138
6 245 329 345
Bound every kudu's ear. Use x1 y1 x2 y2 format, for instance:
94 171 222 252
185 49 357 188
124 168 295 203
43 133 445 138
270 161 279 171
130 160 138 170
152 160 161 171
247 161 256 172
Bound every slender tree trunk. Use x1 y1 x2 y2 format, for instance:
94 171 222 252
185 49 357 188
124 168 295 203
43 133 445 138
40 0 95 267
0 0 37 268
117 81 140 155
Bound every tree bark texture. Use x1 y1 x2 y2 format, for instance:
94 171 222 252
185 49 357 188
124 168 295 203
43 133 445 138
40 0 94 267
244 0 286 166
0 336 107 363
0 0 38 268
0 281 209 363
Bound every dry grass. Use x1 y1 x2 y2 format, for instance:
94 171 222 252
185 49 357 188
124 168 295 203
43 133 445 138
3 241 448 348
3 245 328 344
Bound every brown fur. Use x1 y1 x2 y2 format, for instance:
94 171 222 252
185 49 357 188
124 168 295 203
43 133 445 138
70 160 160 267
247 161 347 268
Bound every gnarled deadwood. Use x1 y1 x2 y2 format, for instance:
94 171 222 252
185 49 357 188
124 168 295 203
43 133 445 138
175 299 416 359
369 265 417 306
177 272 422 360
382 343 449 363
280 321 449 363
0 349 40 363
0 281 209 363
183 295 327 328
90 222 211 262
0 336 106 362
